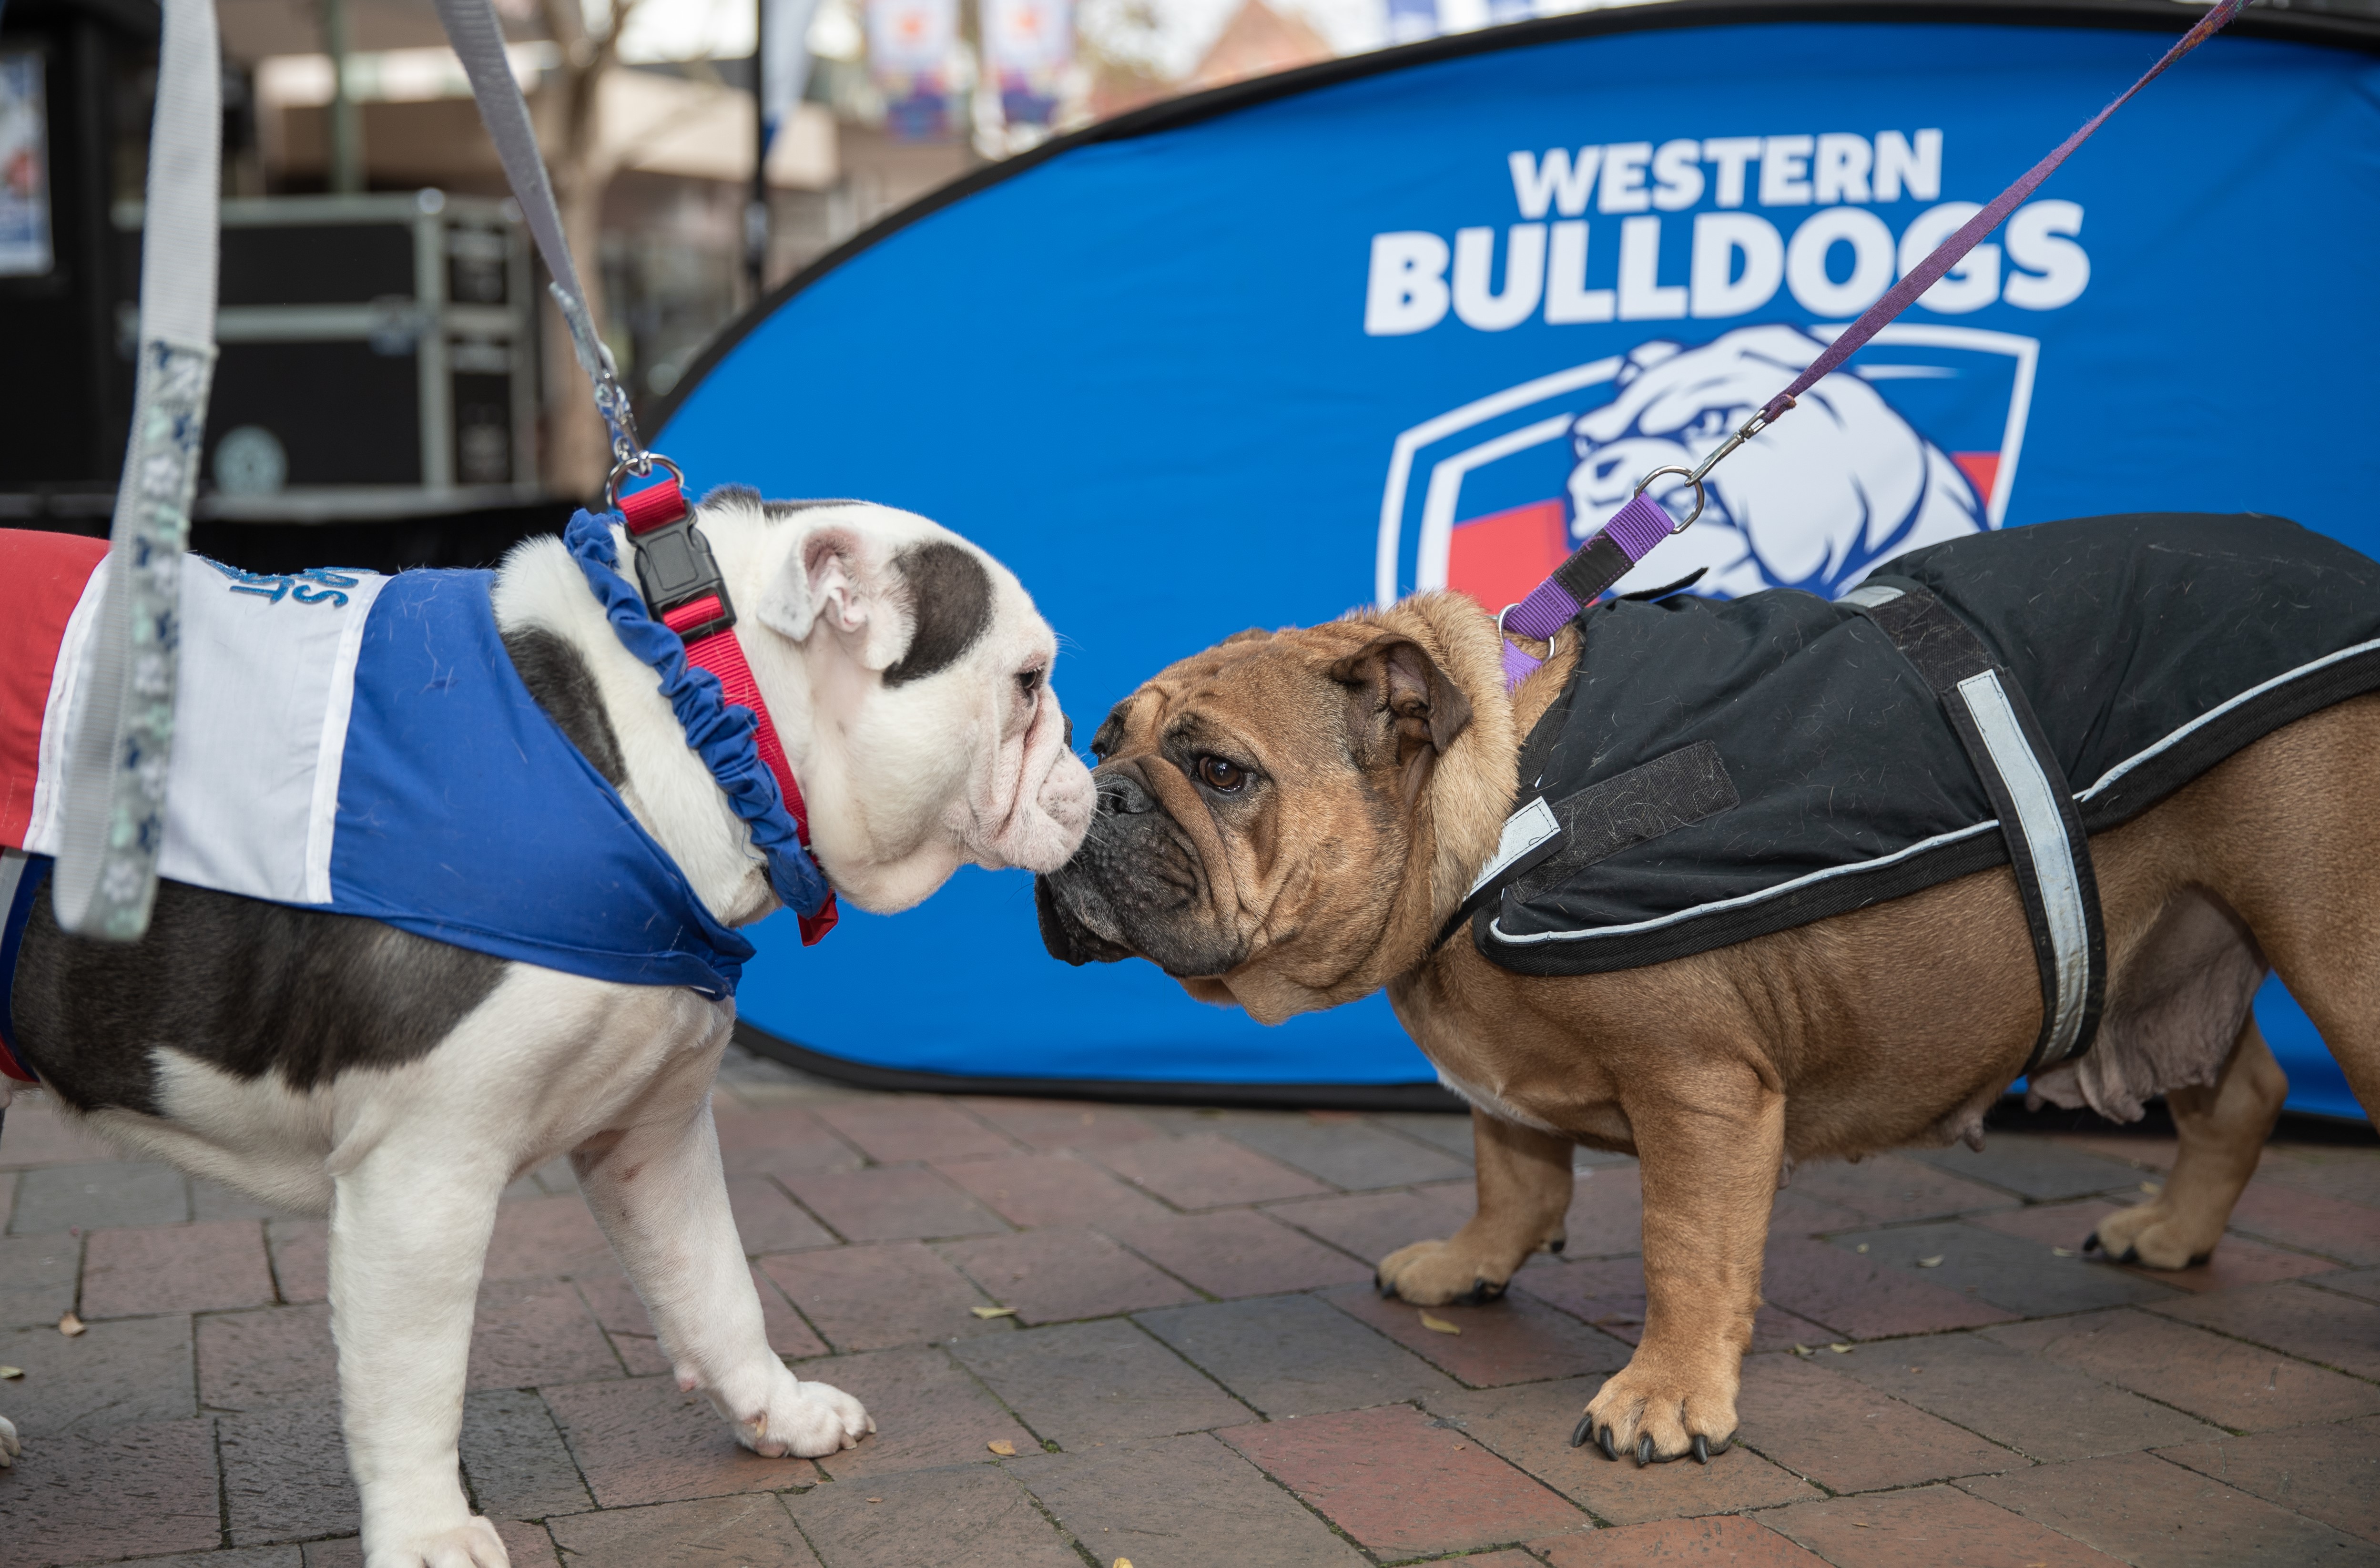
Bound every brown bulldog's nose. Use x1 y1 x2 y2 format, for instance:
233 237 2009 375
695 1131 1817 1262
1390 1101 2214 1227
1095 764 1159 818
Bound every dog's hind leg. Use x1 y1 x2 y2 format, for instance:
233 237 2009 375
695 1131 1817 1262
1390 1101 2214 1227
2087 696 2380 1266
570 1060 872 1460
2087 1013 2287 1269
330 1142 513 1568
1375 1108 1573 1306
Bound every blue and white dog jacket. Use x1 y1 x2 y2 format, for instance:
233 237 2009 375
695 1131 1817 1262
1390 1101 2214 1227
0 530 751 1023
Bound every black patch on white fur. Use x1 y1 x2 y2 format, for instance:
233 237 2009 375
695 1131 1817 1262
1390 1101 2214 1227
505 627 627 786
884 540 993 688
764 499 868 519
12 877 505 1113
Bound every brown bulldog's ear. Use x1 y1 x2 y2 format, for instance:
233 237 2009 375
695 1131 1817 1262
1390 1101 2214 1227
1328 633 1474 754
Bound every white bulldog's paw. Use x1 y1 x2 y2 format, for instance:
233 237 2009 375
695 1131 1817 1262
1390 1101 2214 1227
0 1413 19 1468
734 1366 874 1458
363 1515 509 1568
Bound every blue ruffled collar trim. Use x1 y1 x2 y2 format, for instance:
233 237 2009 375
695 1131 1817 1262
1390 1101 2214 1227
562 509 833 921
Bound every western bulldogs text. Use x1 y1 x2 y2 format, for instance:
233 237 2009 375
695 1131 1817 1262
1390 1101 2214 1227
1365 130 2088 334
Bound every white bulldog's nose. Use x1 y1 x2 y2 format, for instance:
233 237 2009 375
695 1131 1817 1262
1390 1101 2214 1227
1009 747 1093 870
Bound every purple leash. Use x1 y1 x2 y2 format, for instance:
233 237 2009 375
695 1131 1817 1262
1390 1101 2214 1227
1498 0 2252 690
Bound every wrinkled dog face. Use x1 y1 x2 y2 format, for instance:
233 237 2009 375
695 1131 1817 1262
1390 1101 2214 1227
1035 619 1471 1024
743 500 1095 914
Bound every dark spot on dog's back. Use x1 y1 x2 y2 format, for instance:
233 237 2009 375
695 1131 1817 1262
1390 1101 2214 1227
505 628 627 786
885 540 993 687
763 498 868 519
13 875 504 1112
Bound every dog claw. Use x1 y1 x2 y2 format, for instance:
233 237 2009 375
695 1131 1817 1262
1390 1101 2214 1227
1570 1414 1595 1449
1637 1435 1655 1466
1693 1434 1709 1465
1598 1425 1617 1461
2117 1245 2140 1264
1373 1272 1388 1297
2083 1232 2101 1253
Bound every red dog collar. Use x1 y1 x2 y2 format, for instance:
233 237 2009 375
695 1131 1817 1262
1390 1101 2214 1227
621 477 838 945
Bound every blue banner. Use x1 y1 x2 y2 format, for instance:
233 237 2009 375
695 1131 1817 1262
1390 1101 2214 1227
660 12 2380 1114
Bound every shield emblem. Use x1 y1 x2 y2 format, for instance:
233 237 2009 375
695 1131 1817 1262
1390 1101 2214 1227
1376 323 2040 610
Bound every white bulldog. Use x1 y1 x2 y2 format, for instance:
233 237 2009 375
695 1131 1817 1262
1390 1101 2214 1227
0 491 1094 1566
1569 323 1986 598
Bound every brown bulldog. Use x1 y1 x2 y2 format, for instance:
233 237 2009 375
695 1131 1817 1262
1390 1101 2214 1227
1035 589 2380 1466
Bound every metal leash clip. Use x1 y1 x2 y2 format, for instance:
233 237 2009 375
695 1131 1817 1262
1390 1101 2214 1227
1630 407 1782 533
605 452 685 514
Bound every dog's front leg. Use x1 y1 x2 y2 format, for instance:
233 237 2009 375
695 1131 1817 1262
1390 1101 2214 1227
1577 1067 1782 1466
330 1149 511 1568
1376 1109 1573 1305
571 1101 872 1457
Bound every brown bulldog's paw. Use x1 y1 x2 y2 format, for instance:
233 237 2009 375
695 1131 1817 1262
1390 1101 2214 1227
2085 1198 2215 1271
1374 1237 1518 1306
1571 1350 1739 1466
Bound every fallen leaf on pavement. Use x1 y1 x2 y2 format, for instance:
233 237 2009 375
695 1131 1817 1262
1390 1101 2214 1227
2141 1181 2162 1194
1829 1343 1854 1354
1419 1313 1461 1335
57 1313 84 1337
987 1439 1017 1456
1916 1255 1944 1268
2052 1247 2075 1257
0 1366 20 1380
1791 1344 1813 1357
1855 1243 1869 1253
971 1306 1018 1320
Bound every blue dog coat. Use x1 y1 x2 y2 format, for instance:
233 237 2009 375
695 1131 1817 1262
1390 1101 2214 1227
2 534 752 1006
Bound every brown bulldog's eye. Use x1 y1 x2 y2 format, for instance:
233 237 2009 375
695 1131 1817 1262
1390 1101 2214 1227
1196 755 1249 793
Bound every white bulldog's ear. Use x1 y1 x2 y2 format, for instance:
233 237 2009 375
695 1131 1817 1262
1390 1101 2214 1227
756 526 915 671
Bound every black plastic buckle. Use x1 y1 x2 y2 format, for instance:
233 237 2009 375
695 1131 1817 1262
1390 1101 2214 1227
632 516 738 642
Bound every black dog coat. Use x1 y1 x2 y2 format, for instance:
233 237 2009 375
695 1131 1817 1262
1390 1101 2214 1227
1456 513 2380 1070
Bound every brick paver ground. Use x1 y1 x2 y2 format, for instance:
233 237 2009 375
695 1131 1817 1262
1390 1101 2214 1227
2 1046 2376 1567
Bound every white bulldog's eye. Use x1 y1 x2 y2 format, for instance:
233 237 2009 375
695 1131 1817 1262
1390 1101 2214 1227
1017 666 1045 699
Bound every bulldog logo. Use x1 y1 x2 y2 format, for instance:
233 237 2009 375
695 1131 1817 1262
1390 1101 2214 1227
1570 325 1983 598
1377 323 2039 610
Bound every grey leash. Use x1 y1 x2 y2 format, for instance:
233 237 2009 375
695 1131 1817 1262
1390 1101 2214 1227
51 0 220 943
427 0 656 489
